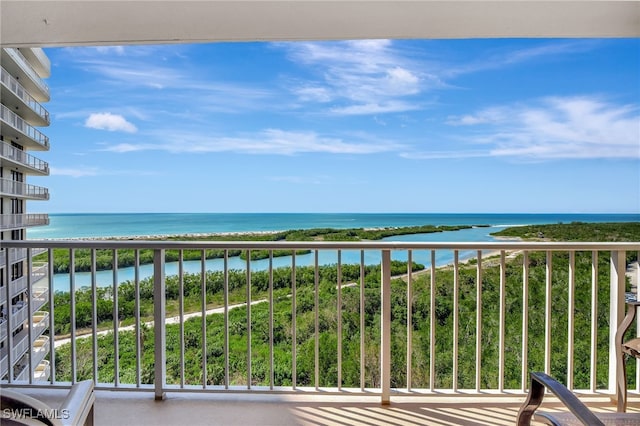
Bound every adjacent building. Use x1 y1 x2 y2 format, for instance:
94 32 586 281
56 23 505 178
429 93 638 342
0 47 51 382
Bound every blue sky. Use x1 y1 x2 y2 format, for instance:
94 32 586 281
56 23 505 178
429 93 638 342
32 38 639 213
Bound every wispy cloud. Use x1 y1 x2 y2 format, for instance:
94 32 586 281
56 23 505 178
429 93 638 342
50 167 100 178
433 96 640 160
282 40 432 115
445 40 600 78
85 112 137 133
100 128 403 155
51 166 159 178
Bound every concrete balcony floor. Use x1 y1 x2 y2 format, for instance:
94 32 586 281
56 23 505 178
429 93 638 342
7 387 640 425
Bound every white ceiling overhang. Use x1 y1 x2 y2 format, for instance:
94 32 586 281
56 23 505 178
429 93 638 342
1 1 639 48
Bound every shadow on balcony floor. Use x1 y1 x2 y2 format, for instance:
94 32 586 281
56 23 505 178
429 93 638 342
5 387 640 425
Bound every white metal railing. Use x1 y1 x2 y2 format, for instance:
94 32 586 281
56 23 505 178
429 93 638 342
0 213 49 230
34 360 50 381
0 178 49 200
0 318 6 341
31 312 49 341
0 239 638 403
0 247 47 269
0 104 49 149
4 48 50 98
0 141 49 174
12 331 30 362
0 66 50 124
32 337 50 367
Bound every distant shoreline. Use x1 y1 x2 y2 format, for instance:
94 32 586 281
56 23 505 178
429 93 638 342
28 212 638 239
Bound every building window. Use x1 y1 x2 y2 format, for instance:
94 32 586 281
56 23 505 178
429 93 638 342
11 262 23 281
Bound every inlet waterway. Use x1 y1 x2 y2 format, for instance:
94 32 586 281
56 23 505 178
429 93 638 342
51 226 505 292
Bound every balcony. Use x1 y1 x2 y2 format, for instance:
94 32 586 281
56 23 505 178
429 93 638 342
0 241 640 403
33 360 50 381
0 104 49 151
0 213 49 231
1 48 50 101
0 247 47 269
17 48 51 79
0 141 49 175
0 66 50 126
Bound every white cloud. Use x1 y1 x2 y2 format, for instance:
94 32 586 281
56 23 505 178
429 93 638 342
283 40 428 115
101 128 404 156
85 113 137 133
444 96 640 160
330 101 421 116
51 167 99 178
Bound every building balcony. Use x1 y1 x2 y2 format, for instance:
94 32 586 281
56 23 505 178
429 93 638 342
0 141 49 175
0 66 50 126
0 104 49 151
0 239 638 424
0 213 49 231
17 48 51 79
0 48 50 101
0 178 49 200
0 247 47 270
33 360 50 381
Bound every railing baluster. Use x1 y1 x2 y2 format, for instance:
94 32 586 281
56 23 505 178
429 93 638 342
27 248 33 384
224 250 229 389
201 250 207 388
4 249 12 383
545 251 552 375
246 250 252 389
360 250 365 391
381 249 391 405
476 250 482 392
567 250 576 389
269 250 274 390
70 249 76 383
291 252 297 390
590 250 598 392
337 250 342 390
499 250 505 392
609 250 626 393
135 249 141 387
453 250 459 392
48 248 55 384
430 250 436 391
113 250 119 387
522 250 529 391
407 250 413 392
178 250 185 388
153 249 166 400
91 249 98 384
314 250 319 390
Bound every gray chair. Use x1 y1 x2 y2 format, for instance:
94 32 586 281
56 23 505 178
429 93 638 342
0 380 95 426
517 372 640 425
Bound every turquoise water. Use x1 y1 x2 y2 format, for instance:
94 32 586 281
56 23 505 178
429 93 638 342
33 213 638 292
29 212 639 239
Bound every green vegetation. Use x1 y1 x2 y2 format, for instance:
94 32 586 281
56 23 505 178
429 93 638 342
52 222 640 389
39 224 473 273
492 221 640 242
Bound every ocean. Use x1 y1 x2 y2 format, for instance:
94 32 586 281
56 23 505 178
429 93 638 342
27 213 638 292
28 212 639 239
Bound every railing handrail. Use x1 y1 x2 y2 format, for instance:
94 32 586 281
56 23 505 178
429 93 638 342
0 178 49 199
2 239 638 400
0 141 49 174
7 239 640 251
4 48 50 96
0 104 49 149
0 66 50 123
